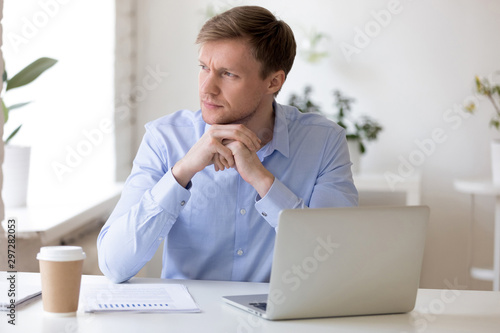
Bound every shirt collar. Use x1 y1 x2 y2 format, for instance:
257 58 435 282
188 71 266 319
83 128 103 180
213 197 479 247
265 100 290 158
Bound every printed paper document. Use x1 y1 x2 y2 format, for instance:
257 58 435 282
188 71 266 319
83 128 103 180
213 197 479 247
83 283 200 313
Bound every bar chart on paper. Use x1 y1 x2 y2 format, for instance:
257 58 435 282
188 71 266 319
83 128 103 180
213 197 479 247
82 283 200 313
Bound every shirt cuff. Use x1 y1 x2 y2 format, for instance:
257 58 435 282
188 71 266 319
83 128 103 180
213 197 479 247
254 178 304 228
150 169 191 216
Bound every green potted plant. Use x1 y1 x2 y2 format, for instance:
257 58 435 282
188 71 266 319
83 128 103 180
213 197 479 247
465 73 500 183
288 86 383 173
300 28 329 64
2 57 57 207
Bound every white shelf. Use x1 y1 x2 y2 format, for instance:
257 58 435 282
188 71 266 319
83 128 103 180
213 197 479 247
471 267 495 281
454 178 500 196
1 182 123 244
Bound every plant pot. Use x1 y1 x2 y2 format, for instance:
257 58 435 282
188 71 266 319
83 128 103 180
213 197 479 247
2 145 31 207
347 140 361 175
492 139 500 185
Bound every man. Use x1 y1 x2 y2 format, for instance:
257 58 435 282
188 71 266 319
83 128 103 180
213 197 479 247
98 6 358 284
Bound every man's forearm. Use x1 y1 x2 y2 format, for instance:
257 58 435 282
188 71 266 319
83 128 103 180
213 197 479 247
97 198 173 283
172 160 196 188
97 170 191 283
248 168 275 198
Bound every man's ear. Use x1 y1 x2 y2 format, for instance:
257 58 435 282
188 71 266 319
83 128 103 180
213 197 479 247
267 70 286 95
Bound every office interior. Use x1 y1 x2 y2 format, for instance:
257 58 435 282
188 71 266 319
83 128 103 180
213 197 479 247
1 0 500 292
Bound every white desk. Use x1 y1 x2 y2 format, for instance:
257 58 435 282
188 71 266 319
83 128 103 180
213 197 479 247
2 272 500 333
453 178 500 291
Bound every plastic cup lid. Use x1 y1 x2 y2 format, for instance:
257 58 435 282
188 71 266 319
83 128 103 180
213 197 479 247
37 246 86 262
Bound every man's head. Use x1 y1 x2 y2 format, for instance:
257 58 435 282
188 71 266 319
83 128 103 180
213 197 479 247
196 5 296 90
196 6 296 128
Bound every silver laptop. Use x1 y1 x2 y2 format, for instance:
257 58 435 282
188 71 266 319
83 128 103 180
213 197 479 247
223 205 429 320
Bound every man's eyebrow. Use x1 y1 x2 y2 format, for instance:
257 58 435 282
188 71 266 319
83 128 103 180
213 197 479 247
197 61 238 73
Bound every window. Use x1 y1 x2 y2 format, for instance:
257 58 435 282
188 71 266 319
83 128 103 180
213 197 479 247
3 0 115 204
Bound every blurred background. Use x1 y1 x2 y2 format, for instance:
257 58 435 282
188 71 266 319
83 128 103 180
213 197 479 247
2 0 500 290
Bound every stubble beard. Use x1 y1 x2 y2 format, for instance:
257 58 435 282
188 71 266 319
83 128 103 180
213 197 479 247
201 104 259 127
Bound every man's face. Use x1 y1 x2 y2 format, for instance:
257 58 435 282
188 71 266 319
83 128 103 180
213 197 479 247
198 38 271 125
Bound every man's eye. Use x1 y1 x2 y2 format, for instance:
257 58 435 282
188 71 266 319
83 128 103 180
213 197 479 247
199 65 208 71
224 71 236 77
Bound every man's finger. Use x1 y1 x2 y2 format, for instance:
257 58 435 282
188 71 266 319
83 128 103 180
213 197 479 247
216 145 235 168
210 124 261 152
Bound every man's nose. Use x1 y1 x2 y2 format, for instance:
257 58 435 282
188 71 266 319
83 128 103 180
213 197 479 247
200 73 220 95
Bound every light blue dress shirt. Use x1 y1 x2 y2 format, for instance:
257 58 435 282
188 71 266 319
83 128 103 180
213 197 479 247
98 102 358 283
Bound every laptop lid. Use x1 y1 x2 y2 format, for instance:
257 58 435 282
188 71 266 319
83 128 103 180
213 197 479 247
225 205 429 320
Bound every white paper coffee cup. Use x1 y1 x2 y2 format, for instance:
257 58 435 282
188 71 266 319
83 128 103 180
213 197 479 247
37 246 86 316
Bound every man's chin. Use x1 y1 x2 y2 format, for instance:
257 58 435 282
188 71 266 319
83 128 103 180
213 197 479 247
201 110 236 125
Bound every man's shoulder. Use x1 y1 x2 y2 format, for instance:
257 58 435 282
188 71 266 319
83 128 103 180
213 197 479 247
278 103 344 132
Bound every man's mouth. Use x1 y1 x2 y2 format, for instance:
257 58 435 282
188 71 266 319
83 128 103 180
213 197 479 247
202 100 223 110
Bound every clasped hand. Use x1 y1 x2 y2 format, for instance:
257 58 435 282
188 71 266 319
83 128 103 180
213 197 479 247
172 124 274 197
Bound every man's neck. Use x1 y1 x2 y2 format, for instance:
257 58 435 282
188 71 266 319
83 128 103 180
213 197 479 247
245 100 275 148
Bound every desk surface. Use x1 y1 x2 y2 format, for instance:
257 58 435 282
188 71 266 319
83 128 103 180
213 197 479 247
2 272 500 333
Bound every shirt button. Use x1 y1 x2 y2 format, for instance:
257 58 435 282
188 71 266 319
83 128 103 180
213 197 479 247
240 208 246 215
261 212 267 217
180 200 186 206
237 249 244 256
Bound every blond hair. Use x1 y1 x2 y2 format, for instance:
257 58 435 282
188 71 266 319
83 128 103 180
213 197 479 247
196 6 296 82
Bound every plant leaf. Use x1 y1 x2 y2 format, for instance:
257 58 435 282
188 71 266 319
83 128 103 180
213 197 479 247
490 119 500 130
7 101 31 111
359 141 366 154
2 99 8 123
494 85 500 96
2 69 7 83
5 124 22 144
6 57 57 91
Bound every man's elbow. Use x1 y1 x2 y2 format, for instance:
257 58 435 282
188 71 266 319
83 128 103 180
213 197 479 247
97 253 132 284
97 234 133 284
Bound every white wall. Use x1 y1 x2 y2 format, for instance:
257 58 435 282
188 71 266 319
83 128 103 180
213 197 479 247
132 0 500 289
